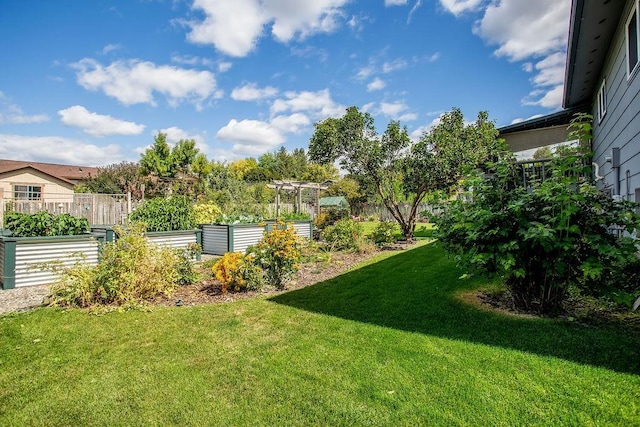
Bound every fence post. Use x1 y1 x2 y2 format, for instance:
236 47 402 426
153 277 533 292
0 188 4 229
127 192 132 214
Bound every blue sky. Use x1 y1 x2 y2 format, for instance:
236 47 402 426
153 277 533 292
0 0 571 166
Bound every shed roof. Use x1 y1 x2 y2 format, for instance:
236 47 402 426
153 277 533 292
319 196 348 207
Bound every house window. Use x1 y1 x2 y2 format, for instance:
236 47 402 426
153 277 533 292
627 3 639 78
14 184 42 200
597 79 607 122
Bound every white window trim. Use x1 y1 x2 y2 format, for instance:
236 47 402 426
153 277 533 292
626 0 640 80
597 78 607 122
13 184 43 201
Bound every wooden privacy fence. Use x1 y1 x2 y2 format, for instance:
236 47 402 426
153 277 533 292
352 203 438 222
1 192 134 226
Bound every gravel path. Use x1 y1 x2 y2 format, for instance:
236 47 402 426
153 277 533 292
0 285 50 315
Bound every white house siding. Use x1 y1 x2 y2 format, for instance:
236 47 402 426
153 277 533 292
592 0 640 201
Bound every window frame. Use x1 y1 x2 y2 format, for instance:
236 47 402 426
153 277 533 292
597 78 607 122
626 1 640 80
13 184 43 201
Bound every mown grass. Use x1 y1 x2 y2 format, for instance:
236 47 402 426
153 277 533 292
1 241 639 426
360 221 435 239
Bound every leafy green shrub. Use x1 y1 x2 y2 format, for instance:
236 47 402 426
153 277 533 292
49 223 189 308
3 211 89 237
214 214 264 225
324 207 349 224
436 154 640 314
279 212 311 221
322 218 364 251
354 235 377 254
193 203 222 224
128 196 195 232
175 243 202 286
313 212 330 229
212 252 264 292
250 219 302 289
371 221 399 246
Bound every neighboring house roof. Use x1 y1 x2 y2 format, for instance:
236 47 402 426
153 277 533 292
498 105 588 135
0 165 77 186
497 105 591 152
319 196 348 207
563 0 627 108
0 159 99 183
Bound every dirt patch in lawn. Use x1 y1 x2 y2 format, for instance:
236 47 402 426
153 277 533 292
457 290 539 319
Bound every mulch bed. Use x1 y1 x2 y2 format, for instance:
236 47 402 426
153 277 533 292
151 249 384 308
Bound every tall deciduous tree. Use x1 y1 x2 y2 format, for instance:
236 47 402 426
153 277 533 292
309 107 504 239
140 133 173 178
82 161 145 199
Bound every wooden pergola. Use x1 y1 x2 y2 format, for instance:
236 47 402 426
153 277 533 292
267 180 332 218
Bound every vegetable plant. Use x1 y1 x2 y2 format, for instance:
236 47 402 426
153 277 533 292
3 211 89 237
128 196 196 232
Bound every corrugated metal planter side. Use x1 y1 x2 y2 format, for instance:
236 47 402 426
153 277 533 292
90 226 202 260
200 221 312 256
0 234 104 289
200 223 266 255
145 229 202 261
266 220 313 239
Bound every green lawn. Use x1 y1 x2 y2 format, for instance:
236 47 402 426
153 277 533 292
360 220 435 238
1 241 639 425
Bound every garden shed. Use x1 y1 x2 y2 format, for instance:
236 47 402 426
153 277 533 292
319 196 348 209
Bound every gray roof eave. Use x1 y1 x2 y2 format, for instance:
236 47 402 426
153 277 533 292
563 0 627 109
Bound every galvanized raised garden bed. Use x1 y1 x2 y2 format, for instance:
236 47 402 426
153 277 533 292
200 220 312 256
0 234 104 289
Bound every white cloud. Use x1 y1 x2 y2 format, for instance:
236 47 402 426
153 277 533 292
356 65 376 80
428 52 440 62
58 105 145 137
439 0 483 16
270 113 310 133
409 115 443 141
530 52 565 87
186 0 350 57
510 114 543 125
101 44 121 55
522 85 564 108
408 0 423 23
217 88 342 157
382 58 408 73
270 89 344 119
367 77 386 92
159 126 205 145
186 0 266 58
218 61 233 72
0 134 123 166
0 96 50 124
216 119 286 155
158 126 210 155
72 58 218 108
379 101 417 121
361 102 376 113
444 0 571 110
474 0 571 62
231 82 278 101
0 105 49 125
171 54 214 67
385 0 408 6
268 0 348 42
